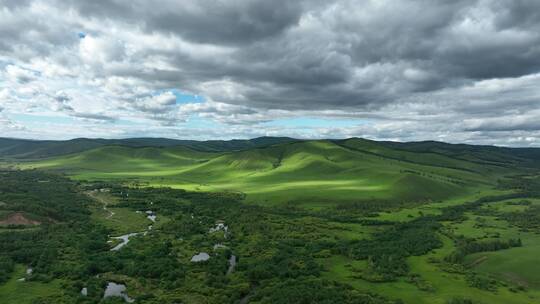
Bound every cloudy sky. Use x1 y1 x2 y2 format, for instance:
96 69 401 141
1 0 540 146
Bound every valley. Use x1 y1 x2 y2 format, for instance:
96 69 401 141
1 137 540 303
3 1 540 303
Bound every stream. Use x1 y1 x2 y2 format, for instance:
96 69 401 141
88 190 115 218
110 232 140 251
109 210 157 251
227 255 237 275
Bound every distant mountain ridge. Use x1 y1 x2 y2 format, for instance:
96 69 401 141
8 137 540 205
2 136 540 168
0 136 298 159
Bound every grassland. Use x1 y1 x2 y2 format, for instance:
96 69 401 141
20 139 518 208
461 199 540 289
321 201 540 304
87 191 152 235
3 138 540 303
0 265 64 304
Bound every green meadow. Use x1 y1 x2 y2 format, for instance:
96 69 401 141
0 265 64 304
321 203 540 304
22 139 514 207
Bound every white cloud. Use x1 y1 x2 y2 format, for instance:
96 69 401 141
4 64 37 83
133 92 177 114
79 35 126 65
0 0 539 145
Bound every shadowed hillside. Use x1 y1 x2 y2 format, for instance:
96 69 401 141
0 137 297 159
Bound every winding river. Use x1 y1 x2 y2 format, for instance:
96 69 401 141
109 210 157 251
110 232 141 251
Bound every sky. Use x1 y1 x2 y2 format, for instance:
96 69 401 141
1 0 540 146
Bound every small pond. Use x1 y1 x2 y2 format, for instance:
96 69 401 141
103 282 134 303
191 252 210 262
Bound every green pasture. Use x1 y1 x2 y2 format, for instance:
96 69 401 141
0 265 64 304
21 140 508 207
322 234 540 304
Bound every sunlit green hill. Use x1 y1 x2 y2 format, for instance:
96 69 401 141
18 138 533 206
28 145 213 176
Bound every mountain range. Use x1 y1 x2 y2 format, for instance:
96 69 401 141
4 136 539 206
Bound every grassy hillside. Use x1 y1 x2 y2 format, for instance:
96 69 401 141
20 138 527 206
0 138 106 159
378 140 540 168
27 145 214 176
0 137 297 159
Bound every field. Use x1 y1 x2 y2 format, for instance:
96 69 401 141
321 199 540 304
0 265 64 304
1 138 540 303
19 139 522 207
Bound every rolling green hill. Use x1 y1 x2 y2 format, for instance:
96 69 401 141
16 138 535 207
0 136 297 159
3 140 540 304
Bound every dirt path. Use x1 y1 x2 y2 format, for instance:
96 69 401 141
86 191 115 219
466 255 488 268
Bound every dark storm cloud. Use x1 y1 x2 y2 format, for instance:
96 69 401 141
60 0 306 45
6 0 539 111
0 0 32 10
463 117 540 132
492 0 540 29
67 0 540 110
0 1 79 56
148 1 305 45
